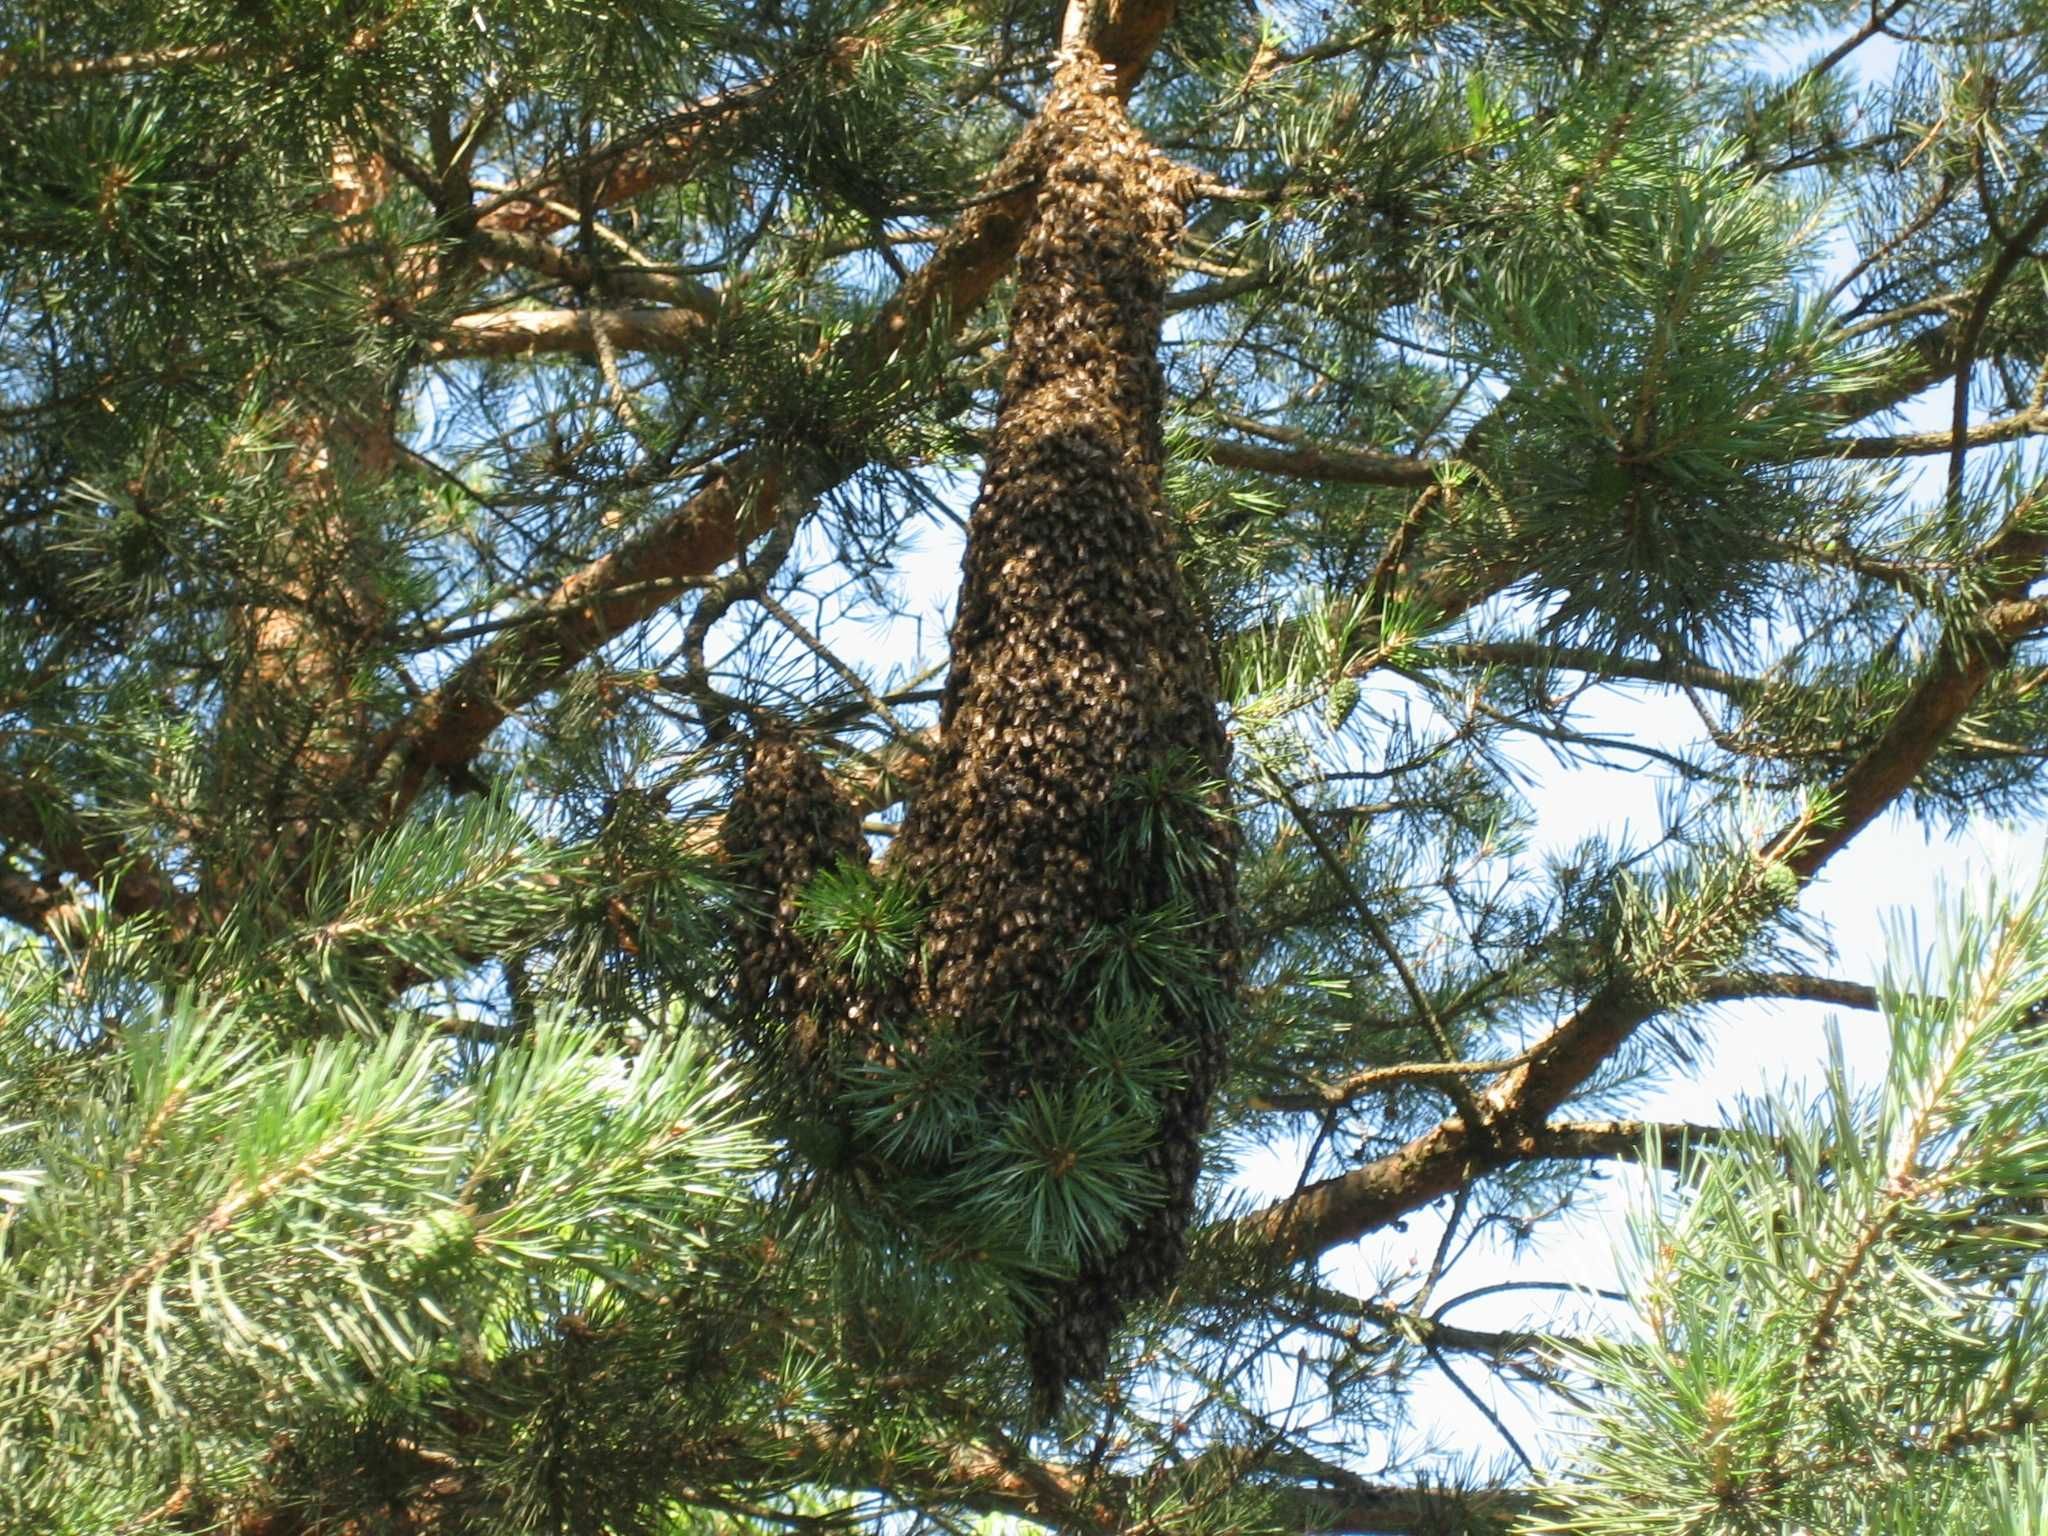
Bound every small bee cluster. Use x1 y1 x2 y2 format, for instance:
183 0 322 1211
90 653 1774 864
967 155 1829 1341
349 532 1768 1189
723 47 1237 1414
721 731 882 1098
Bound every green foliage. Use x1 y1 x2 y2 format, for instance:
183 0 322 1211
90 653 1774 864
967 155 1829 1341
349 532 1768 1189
1600 797 1819 1008
826 1015 1184 1291
839 1023 982 1166
956 1082 1169 1273
1101 750 1236 888
1439 98 1879 647
0 992 760 1527
1071 898 1219 1017
1533 864 2048 1534
794 858 924 986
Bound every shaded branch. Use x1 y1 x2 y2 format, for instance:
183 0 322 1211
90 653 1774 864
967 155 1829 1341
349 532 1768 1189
1828 403 2048 460
0 40 238 80
0 783 190 938
1945 197 2048 506
1296 1283 1560 1358
468 69 809 240
1757 535 1948 604
1799 0 1915 84
1697 971 1881 1011
1253 1047 1539 1114
1193 421 1441 488
1420 641 1759 698
935 1436 1527 1536
458 225 723 313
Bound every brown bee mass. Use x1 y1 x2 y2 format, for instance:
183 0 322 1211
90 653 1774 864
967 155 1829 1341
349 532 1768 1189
723 46 1237 1413
721 731 875 1092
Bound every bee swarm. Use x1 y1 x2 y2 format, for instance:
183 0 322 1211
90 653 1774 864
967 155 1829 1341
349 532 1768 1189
722 731 880 1092
723 46 1238 1414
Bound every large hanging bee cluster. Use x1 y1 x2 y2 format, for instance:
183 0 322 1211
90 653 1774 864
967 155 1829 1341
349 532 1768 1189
723 47 1237 1412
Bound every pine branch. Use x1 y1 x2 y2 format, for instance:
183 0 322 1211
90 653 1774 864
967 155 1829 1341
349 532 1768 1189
1253 1046 1540 1112
465 68 825 241
0 40 239 81
1829 403 2048 461
1294 1282 1564 1358
1944 195 2048 507
370 1 1185 821
1231 494 2048 1260
1533 873 2048 1532
0 781 190 938
1419 642 1761 698
862 1429 1528 1536
1192 416 1441 487
1780 488 2048 880
1194 431 1442 487
429 305 714 360
1696 971 1882 1011
1188 331 2023 499
0 1007 760 1516
1523 1117 1729 1171
456 225 723 312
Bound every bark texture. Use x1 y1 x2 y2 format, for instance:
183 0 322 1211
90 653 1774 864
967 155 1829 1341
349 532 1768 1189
219 140 395 867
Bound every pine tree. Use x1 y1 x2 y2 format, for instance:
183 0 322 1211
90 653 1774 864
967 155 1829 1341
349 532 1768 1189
1 0 2045 1529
